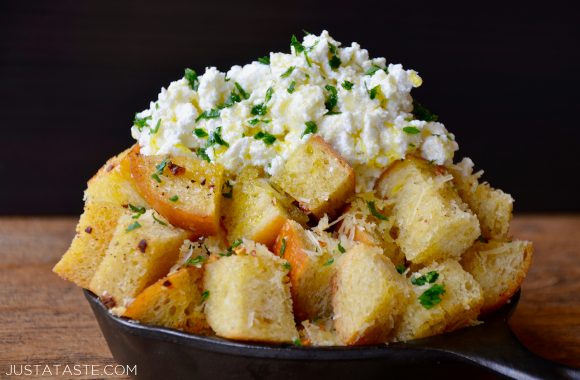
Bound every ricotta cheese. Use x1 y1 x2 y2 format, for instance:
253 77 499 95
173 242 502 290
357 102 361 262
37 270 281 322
131 31 458 192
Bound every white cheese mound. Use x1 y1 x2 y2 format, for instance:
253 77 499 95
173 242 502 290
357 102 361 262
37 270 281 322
131 30 458 192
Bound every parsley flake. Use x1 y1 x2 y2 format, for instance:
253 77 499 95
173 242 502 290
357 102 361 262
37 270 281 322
258 56 270 65
403 126 421 135
290 35 305 53
208 126 229 147
293 338 302 347
367 201 388 221
412 101 439 122
341 81 354 90
396 264 407 274
133 115 151 131
324 85 339 114
251 104 267 116
126 221 141 232
337 242 346 254
150 119 161 134
419 284 446 309
324 258 335 266
280 238 287 257
265 87 274 102
302 121 317 137
369 85 381 100
280 66 295 78
234 82 250 100
194 128 208 138
196 108 220 122
151 173 162 183
184 68 199 91
186 255 206 266
129 204 146 219
152 212 167 226
200 290 210 304
287 81 296 94
283 262 292 271
411 271 439 286
254 131 276 145
196 147 211 162
169 195 179 202
365 64 387 76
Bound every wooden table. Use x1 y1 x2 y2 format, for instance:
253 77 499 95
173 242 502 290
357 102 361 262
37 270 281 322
1 215 579 378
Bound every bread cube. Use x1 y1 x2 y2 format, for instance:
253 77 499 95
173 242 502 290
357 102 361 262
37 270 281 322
53 147 147 288
273 220 336 321
333 244 409 345
336 192 404 266
394 260 483 342
129 147 225 236
447 158 514 240
123 267 210 333
53 203 125 288
89 210 190 313
203 241 298 343
224 167 307 248
375 156 480 265
461 240 533 313
271 136 355 218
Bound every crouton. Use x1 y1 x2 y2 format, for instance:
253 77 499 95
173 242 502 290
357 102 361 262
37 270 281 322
461 240 533 313
123 267 210 333
273 220 337 321
53 147 147 288
337 192 405 266
89 210 190 314
333 244 409 345
203 240 298 343
129 147 225 236
447 158 514 240
301 319 341 346
394 260 483 342
271 135 355 218
224 167 307 248
375 156 480 265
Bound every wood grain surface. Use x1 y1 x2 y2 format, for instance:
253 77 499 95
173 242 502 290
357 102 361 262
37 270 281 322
0 215 578 379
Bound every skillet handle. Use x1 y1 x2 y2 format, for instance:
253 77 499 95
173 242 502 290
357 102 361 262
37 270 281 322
423 319 580 380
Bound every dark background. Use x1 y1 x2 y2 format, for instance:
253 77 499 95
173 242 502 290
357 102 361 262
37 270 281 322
1 0 579 215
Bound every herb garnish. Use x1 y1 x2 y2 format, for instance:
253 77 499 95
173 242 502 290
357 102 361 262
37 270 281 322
403 126 421 135
152 212 167 226
411 271 439 286
328 43 341 70
324 85 339 114
337 242 346 253
323 258 335 266
129 204 146 219
251 104 267 116
126 221 141 232
287 81 296 94
254 131 277 145
208 126 229 147
283 262 292 271
194 128 209 138
302 121 317 137
196 108 220 122
235 82 250 100
265 87 274 102
280 66 295 78
369 85 380 100
280 238 287 257
367 201 388 221
196 147 211 162
412 101 439 122
396 264 407 274
418 284 446 309
341 81 354 90
184 68 199 91
200 290 210 304
365 64 388 76
133 115 151 132
186 255 207 266
150 119 161 134
258 56 270 65
219 239 243 257
169 195 179 202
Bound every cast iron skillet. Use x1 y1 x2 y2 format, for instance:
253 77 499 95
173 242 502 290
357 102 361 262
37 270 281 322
84 289 579 380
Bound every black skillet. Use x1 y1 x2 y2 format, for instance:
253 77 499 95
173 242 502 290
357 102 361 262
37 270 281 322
84 290 579 380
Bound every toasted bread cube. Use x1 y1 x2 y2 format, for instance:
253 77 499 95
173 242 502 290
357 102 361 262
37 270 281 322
89 210 190 313
301 319 341 346
461 240 533 314
129 147 225 236
448 158 514 240
394 260 483 342
53 203 124 288
225 167 307 248
375 156 480 265
123 267 210 333
337 192 405 266
53 148 147 288
333 244 409 345
271 136 355 218
273 220 336 321
203 241 298 343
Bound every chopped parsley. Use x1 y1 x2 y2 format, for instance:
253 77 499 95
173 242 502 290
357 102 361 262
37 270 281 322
396 264 407 274
196 108 220 122
367 201 388 221
302 120 317 137
341 81 354 90
369 85 380 100
293 338 302 347
133 115 151 132
150 119 161 134
403 126 421 135
151 173 162 183
283 262 292 271
323 258 335 266
258 56 270 65
328 43 341 70
248 118 260 126
280 66 295 78
412 101 439 122
222 181 233 198
186 255 207 266
126 221 141 232
184 68 199 91
208 126 229 147
279 238 287 257
220 239 242 256
418 284 446 309
169 195 179 202
365 64 387 76
287 81 296 94
254 131 277 145
129 204 146 219
235 82 250 100
411 271 439 286
337 242 346 254
251 103 267 116
194 128 208 138
196 147 211 162
152 212 167 226
324 85 339 114
222 91 241 108
200 290 210 304
290 35 305 53
265 87 274 102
